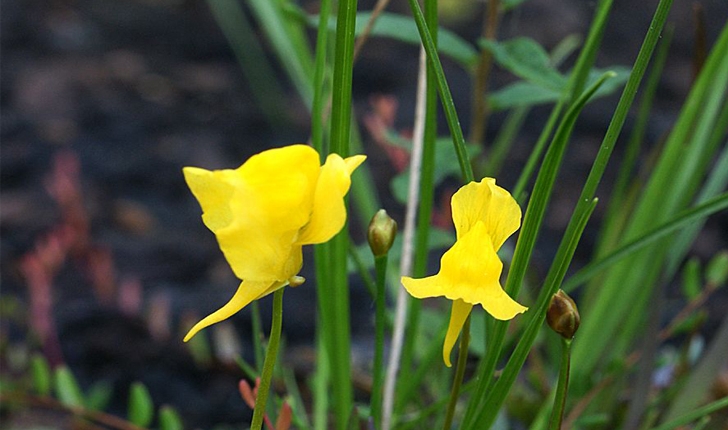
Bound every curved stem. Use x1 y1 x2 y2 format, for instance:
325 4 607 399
250 289 285 430
548 338 572 430
443 316 471 430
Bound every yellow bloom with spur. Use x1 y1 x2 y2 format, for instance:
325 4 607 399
183 144 366 341
401 178 527 366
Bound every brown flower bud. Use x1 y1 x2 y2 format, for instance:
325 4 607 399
368 209 397 257
547 290 580 339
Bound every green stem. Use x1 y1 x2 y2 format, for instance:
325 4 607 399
548 338 572 430
464 73 613 430
251 301 264 371
406 0 474 183
326 0 357 427
443 316 471 430
311 0 333 155
372 255 389 428
250 289 285 430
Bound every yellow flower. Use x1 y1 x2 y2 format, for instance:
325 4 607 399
401 178 527 366
182 144 366 341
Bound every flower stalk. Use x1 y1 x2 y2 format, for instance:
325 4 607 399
548 338 573 430
368 210 397 428
443 315 471 430
250 288 285 430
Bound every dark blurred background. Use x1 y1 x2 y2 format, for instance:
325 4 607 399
2 0 727 428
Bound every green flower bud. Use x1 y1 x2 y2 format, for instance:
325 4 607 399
547 290 580 339
368 209 397 257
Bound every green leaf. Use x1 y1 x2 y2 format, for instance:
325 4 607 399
479 37 567 90
501 0 530 12
590 66 631 97
706 250 728 287
159 405 184 430
54 366 85 408
670 311 707 336
127 382 154 427
390 139 482 203
489 81 562 110
488 66 630 111
304 11 478 68
30 354 51 396
86 381 113 411
682 257 703 300
358 13 478 67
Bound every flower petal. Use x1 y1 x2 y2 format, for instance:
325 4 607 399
296 154 366 245
401 273 444 299
183 279 284 342
404 221 527 319
443 299 473 367
479 287 528 320
451 178 521 249
183 167 236 232
185 145 320 281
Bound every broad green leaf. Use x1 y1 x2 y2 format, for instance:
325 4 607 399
128 382 154 427
488 66 630 110
303 11 478 68
489 81 562 110
159 406 184 430
479 37 567 90
30 354 51 396
54 366 85 408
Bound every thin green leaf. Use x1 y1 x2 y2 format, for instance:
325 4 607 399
54 366 85 408
573 18 728 379
706 251 728 287
127 382 154 428
681 258 703 300
30 354 51 396
159 405 184 430
653 395 728 430
466 73 614 429
562 192 728 292
86 381 113 411
248 0 314 106
206 0 289 126
406 0 474 183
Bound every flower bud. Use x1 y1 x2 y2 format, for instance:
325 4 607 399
288 276 306 288
368 209 397 257
547 290 580 339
